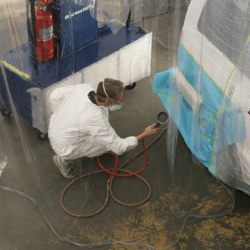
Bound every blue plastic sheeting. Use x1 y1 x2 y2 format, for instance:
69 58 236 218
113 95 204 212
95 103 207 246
153 44 246 173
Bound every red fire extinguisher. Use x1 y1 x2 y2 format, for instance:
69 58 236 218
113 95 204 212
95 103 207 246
36 7 54 62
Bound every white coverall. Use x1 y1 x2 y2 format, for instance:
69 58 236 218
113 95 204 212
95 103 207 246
48 84 138 160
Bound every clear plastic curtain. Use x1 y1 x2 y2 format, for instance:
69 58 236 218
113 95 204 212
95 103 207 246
97 0 131 34
152 0 250 195
0 0 246 249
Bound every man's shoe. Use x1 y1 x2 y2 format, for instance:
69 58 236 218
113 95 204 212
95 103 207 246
53 155 78 178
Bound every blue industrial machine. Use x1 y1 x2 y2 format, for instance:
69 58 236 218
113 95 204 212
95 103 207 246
0 0 152 138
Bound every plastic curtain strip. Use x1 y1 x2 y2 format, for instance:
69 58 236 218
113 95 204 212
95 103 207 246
0 0 246 249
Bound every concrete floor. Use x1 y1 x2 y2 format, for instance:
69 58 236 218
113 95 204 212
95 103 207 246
0 2 250 250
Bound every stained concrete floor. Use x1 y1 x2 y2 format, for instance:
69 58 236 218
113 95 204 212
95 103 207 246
0 2 250 250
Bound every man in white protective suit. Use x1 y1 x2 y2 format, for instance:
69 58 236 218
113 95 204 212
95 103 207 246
48 78 159 178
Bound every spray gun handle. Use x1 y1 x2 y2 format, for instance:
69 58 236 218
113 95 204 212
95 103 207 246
151 122 160 129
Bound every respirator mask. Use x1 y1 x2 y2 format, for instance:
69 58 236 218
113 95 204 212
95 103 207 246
102 81 123 111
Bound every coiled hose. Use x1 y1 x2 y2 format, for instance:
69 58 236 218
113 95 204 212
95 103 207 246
60 125 167 218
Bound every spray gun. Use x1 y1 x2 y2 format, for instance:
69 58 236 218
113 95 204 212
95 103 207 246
152 111 169 128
